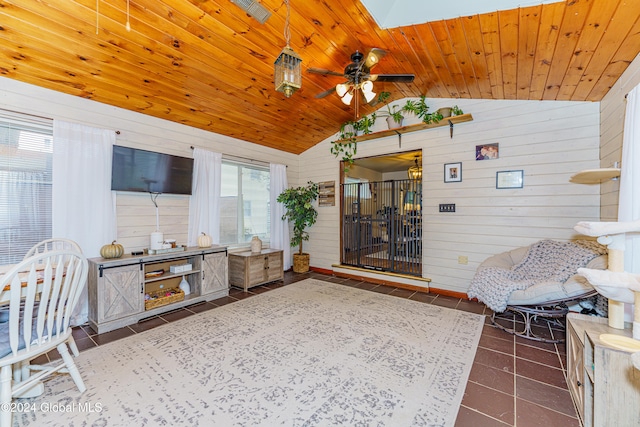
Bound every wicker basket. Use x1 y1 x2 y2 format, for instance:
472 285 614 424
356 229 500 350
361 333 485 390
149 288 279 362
145 287 184 310
293 253 310 273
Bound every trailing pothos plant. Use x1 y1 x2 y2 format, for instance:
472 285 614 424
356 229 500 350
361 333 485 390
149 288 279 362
330 113 377 172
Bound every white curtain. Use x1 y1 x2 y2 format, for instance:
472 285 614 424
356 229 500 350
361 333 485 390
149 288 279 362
53 120 117 325
270 163 291 270
619 84 640 274
188 148 222 246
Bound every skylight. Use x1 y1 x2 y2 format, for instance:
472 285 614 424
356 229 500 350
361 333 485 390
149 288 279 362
361 0 563 29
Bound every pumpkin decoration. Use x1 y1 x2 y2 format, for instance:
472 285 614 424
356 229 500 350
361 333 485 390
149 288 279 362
197 232 212 248
100 241 124 259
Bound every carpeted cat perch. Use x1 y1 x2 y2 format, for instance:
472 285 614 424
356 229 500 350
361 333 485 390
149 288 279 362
575 219 640 340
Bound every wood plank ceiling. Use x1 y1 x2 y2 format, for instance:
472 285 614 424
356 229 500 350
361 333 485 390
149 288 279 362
0 0 639 154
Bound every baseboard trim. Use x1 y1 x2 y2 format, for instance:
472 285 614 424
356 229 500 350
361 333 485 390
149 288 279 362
327 264 430 293
308 265 469 299
428 287 469 300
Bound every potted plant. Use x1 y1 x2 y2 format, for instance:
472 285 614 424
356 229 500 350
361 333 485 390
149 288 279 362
376 92 405 129
277 181 320 273
437 105 464 118
403 96 443 124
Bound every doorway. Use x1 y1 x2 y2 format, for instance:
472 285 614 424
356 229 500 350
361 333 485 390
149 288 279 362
340 151 422 276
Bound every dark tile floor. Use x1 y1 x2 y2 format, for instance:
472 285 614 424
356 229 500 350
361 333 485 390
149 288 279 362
46 271 580 426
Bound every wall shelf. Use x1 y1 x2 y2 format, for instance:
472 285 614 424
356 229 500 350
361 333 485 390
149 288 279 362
348 113 473 143
570 168 620 184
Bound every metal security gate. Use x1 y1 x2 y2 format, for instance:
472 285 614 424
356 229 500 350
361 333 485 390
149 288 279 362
341 179 422 276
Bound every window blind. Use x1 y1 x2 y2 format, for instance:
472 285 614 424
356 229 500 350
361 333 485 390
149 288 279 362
0 110 53 264
220 159 270 247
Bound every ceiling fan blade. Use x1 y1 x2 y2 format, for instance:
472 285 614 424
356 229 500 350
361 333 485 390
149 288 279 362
315 86 337 99
370 74 415 83
307 68 344 77
364 48 387 69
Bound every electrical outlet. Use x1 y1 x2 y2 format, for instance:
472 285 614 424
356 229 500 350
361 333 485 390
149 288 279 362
458 256 468 265
439 203 455 212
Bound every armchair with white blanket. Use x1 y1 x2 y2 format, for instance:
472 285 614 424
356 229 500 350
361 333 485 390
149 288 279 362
467 240 607 342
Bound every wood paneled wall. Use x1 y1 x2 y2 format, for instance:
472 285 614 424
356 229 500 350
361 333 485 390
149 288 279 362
0 76 298 257
300 97 601 293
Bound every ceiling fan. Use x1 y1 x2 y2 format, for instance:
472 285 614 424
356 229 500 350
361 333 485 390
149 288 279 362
307 48 415 105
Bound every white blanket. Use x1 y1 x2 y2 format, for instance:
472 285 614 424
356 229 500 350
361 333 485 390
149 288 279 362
467 240 607 312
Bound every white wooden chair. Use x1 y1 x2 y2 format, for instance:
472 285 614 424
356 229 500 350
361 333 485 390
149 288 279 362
23 238 82 259
0 250 88 427
23 239 84 359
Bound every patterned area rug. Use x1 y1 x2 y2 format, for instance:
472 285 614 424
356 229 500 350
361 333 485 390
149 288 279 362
14 279 484 426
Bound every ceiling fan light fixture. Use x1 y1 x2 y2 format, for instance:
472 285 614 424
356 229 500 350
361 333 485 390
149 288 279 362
336 83 349 97
361 81 376 103
340 91 353 105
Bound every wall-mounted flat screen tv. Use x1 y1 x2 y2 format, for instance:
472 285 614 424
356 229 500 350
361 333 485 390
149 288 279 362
111 145 194 195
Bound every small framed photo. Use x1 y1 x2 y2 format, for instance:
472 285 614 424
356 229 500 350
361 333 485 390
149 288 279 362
444 162 462 183
496 170 524 189
476 143 499 160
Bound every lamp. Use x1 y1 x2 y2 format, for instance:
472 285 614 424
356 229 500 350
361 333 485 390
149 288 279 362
274 0 302 98
407 156 422 180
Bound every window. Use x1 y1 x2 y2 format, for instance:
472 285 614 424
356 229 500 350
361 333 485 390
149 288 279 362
220 160 270 246
0 111 53 264
345 177 371 199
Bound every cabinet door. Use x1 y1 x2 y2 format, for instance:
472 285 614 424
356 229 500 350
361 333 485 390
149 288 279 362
247 255 267 286
266 252 283 282
566 323 585 422
97 264 142 322
202 252 228 295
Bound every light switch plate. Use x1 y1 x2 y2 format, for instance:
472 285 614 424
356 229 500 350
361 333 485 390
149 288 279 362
439 203 456 212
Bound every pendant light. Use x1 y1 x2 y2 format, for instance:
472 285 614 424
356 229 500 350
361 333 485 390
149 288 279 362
274 0 302 98
407 156 422 180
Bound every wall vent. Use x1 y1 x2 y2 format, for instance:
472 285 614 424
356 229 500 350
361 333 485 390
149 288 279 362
230 0 272 25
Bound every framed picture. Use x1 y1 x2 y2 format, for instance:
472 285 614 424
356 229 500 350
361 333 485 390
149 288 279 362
444 162 462 183
476 143 499 160
496 170 524 189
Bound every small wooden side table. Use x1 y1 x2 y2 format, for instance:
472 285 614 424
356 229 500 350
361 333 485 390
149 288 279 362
228 248 284 292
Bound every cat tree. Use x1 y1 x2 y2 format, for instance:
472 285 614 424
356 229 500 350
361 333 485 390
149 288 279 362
574 220 640 345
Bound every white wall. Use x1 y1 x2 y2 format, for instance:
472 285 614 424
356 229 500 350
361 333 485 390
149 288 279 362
300 98 602 293
599 52 640 221
0 77 298 254
0 77 608 293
